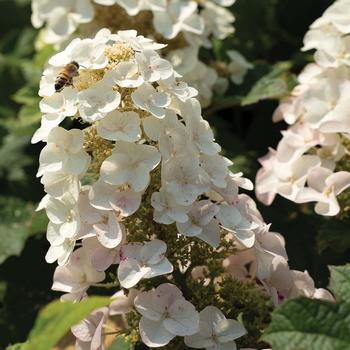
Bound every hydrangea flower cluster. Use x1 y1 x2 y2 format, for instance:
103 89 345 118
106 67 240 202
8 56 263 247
255 0 350 216
33 29 329 348
31 0 252 107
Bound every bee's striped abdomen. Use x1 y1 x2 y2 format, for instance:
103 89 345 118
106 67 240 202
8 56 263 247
55 72 72 92
54 61 79 92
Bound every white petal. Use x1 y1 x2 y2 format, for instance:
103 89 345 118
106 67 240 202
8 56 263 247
164 299 199 336
139 318 174 347
118 258 144 288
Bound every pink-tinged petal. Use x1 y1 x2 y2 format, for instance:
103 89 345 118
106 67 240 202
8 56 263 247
139 317 174 347
109 289 139 316
164 299 199 336
71 307 108 349
37 144 63 177
198 306 225 331
63 152 90 175
313 288 334 302
118 258 144 288
307 167 332 192
90 308 109 350
91 247 119 272
75 339 91 350
326 171 350 195
119 243 143 260
134 291 165 321
259 232 287 259
140 239 167 265
289 270 315 298
184 332 214 349
71 317 95 342
234 229 255 248
295 187 325 204
198 220 221 248
268 256 293 295
215 319 247 342
155 283 183 305
94 212 123 248
89 180 114 210
109 188 142 216
144 259 174 279
315 199 340 216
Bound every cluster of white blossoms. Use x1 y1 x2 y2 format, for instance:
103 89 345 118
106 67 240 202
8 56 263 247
31 0 253 107
33 29 328 348
255 0 350 217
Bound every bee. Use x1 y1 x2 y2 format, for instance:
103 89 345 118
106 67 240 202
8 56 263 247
55 61 80 92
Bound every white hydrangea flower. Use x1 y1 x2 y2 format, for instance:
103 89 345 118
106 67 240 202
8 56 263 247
33 87 78 143
52 247 105 301
37 127 90 177
118 240 173 288
113 30 167 51
201 2 235 40
184 306 246 350
200 154 233 188
82 236 122 272
111 61 144 88
89 179 142 217
42 193 80 239
45 223 76 265
217 202 258 248
40 171 80 200
296 167 350 216
181 61 219 108
227 50 253 85
182 99 221 155
96 110 141 142
116 0 167 16
153 0 204 40
163 155 210 206
256 0 350 217
151 188 191 224
78 79 121 122
176 200 221 247
134 283 200 347
32 0 240 107
100 141 161 192
71 307 109 350
159 75 198 103
136 50 174 82
31 0 94 44
131 83 171 118
49 34 109 68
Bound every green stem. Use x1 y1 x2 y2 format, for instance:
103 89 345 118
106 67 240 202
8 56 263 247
92 281 119 289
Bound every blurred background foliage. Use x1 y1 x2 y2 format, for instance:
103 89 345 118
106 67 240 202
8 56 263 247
1 0 349 348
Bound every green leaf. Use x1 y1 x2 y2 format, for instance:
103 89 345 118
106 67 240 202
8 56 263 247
241 62 296 106
262 298 350 350
108 336 132 350
0 196 34 264
0 134 32 181
28 210 49 235
0 196 47 264
12 85 39 105
330 264 350 301
17 102 41 127
26 297 111 350
6 343 28 350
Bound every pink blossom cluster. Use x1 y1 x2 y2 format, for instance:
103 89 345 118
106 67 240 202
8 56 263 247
255 0 350 216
